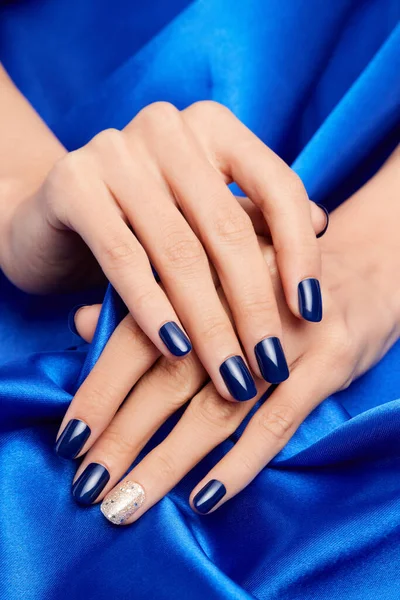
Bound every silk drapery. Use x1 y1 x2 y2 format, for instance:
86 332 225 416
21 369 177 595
1 1 400 598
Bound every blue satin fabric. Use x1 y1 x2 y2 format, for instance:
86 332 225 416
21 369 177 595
1 1 400 598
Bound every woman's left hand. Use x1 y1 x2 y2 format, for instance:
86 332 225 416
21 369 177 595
69 180 400 522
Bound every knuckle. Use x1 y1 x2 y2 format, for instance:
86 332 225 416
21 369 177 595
198 314 232 343
131 286 159 314
191 386 241 434
186 100 230 122
161 230 206 271
47 150 87 193
102 237 141 271
80 379 120 415
156 355 201 403
236 451 256 475
260 242 279 277
89 128 126 157
43 150 101 227
152 449 177 479
211 205 254 245
236 291 276 322
117 314 141 341
116 315 156 358
284 170 308 201
101 425 138 459
257 404 297 444
136 101 181 133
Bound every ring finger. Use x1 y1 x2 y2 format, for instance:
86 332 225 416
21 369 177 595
96 377 265 524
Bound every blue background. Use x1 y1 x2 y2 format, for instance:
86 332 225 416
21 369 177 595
1 1 400 598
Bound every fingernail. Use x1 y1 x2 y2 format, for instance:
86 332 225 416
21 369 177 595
219 355 257 401
193 480 226 514
151 264 160 282
254 337 289 384
298 278 323 322
68 304 86 336
55 419 91 459
72 463 110 506
159 321 192 357
101 481 145 525
315 203 329 238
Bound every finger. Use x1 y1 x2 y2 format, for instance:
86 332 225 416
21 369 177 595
98 379 264 524
314 203 329 239
55 312 160 460
184 103 323 323
189 354 336 514
96 120 258 402
69 304 101 342
167 140 289 384
71 350 207 505
237 197 329 240
56 150 192 360
129 108 287 385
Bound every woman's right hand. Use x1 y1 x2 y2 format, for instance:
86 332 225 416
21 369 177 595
2 101 327 402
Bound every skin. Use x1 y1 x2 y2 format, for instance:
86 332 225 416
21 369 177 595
0 65 326 402
70 148 400 522
1 63 399 520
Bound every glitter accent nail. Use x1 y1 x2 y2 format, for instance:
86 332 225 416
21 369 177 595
100 481 145 525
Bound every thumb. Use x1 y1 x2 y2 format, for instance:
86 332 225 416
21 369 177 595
68 304 102 343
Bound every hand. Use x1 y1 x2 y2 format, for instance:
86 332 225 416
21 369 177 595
2 101 327 402
65 198 399 522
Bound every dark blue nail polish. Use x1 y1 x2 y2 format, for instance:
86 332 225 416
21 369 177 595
151 264 161 282
68 305 86 336
72 463 110 506
255 337 289 384
159 321 192 357
298 278 323 322
55 419 91 460
315 203 329 238
219 355 257 401
193 480 226 514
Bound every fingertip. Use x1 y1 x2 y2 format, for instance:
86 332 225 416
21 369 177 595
311 201 329 238
191 479 227 514
68 304 86 336
158 321 192 357
298 278 323 322
71 303 102 342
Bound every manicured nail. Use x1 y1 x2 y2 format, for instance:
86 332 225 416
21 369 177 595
159 321 192 357
68 304 86 336
193 480 226 514
298 278 323 322
101 481 145 525
151 264 160 282
55 419 91 460
254 336 289 384
219 355 257 401
72 463 110 506
315 203 329 238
